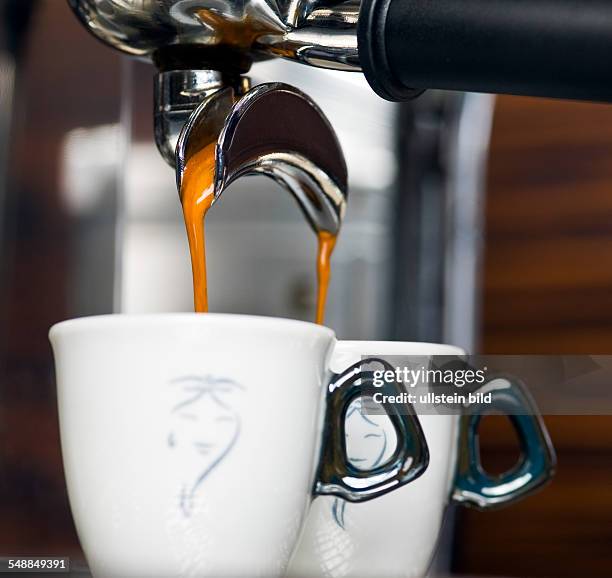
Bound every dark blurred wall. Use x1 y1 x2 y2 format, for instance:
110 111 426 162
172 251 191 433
0 0 121 559
454 96 612 577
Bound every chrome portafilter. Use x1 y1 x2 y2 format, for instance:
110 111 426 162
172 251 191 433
69 2 349 232
70 0 361 168
176 82 348 235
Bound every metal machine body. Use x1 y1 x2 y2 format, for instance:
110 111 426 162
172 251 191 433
68 0 361 71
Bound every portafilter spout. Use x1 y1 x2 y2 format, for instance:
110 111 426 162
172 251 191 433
154 68 250 167
176 82 348 236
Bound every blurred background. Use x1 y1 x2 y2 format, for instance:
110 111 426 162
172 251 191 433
0 1 611 576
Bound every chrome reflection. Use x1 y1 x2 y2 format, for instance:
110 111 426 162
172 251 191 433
177 82 348 236
68 0 361 71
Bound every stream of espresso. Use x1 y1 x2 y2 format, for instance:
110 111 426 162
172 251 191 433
180 142 217 314
315 231 337 325
180 143 337 324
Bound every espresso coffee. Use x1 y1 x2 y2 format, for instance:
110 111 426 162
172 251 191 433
180 142 216 313
180 143 337 323
315 231 337 325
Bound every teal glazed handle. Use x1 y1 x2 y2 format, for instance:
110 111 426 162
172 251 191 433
315 358 429 503
453 375 556 510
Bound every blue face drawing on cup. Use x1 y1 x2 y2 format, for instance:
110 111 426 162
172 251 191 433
167 375 245 517
333 397 395 529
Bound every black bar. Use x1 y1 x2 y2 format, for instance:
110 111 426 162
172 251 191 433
359 0 612 102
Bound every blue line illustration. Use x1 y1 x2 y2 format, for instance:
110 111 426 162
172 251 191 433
332 398 388 530
167 375 245 517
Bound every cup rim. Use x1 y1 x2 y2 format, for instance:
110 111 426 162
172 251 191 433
336 340 466 356
49 313 336 341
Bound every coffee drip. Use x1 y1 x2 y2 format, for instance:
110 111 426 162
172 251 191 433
180 142 216 313
176 82 348 324
315 232 337 325
180 142 338 323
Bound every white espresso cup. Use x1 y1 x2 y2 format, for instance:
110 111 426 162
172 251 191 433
288 341 556 578
49 315 429 578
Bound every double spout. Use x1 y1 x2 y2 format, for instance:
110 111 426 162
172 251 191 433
154 69 247 167
175 81 347 237
73 0 350 238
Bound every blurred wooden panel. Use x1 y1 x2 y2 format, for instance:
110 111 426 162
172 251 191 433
486 179 612 236
478 415 612 453
455 95 612 577
488 97 612 150
486 237 612 291
0 0 122 559
481 93 612 352
454 452 612 578
484 327 612 354
485 288 612 330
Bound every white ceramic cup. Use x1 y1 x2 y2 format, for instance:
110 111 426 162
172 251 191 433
288 341 556 578
49 315 429 578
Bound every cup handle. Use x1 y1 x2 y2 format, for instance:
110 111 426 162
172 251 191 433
314 358 429 503
452 374 556 510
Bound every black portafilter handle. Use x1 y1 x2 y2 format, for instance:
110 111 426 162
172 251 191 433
358 0 612 102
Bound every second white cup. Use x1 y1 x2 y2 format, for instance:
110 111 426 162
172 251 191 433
288 341 556 578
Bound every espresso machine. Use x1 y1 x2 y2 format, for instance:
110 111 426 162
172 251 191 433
61 0 524 348
68 0 612 104
62 0 612 350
